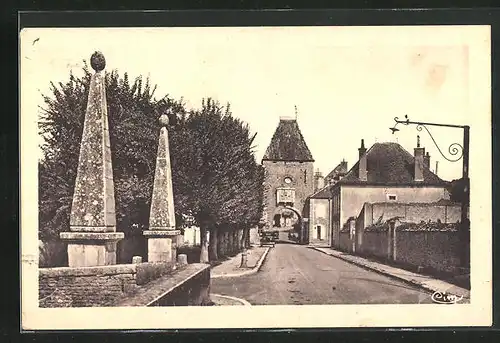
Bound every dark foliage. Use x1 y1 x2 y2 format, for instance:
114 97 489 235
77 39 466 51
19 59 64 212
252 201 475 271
38 66 264 264
447 178 468 203
176 99 264 230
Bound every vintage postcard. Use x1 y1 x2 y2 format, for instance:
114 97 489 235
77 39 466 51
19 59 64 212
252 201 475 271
20 24 492 330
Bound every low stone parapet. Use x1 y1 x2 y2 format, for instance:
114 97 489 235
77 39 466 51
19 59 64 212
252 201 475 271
39 261 209 307
116 263 211 306
39 264 140 307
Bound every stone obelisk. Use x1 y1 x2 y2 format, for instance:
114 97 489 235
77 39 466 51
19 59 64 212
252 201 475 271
59 51 124 267
143 113 180 262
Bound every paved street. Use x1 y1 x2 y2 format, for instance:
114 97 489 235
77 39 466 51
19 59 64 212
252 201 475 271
211 243 435 305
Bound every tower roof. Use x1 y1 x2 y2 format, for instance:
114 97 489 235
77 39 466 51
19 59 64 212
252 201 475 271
262 118 314 162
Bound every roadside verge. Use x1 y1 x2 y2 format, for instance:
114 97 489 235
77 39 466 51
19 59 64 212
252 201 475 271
211 246 270 279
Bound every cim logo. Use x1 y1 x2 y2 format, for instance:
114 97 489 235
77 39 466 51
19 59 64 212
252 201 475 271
431 291 464 304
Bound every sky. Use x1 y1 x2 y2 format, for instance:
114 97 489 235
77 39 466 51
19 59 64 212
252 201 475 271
20 26 490 182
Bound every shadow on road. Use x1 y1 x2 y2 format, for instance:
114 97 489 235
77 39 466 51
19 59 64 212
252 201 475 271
276 240 298 245
341 275 432 293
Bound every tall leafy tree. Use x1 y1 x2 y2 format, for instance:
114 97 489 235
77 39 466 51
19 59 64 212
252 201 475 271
447 178 467 204
182 99 264 262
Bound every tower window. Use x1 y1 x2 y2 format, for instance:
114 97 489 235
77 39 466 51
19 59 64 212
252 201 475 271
304 170 307 184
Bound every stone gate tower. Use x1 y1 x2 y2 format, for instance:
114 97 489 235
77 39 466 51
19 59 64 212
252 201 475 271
261 116 314 230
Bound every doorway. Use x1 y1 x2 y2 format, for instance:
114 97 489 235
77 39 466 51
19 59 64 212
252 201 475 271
273 214 281 227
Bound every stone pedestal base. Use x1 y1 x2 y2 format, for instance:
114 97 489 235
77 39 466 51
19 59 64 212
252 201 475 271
143 230 180 263
60 232 124 267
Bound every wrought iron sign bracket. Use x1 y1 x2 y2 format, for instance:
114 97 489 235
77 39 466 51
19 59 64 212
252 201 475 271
390 114 469 163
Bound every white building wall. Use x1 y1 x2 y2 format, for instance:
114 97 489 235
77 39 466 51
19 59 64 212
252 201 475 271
183 226 201 246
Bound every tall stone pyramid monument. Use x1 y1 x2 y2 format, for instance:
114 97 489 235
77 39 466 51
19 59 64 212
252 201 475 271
59 51 124 267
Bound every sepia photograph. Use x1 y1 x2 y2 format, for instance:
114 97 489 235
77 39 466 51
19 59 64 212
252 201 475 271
20 23 492 329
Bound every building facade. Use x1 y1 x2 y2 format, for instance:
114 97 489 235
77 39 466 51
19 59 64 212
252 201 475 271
306 197 331 243
305 160 348 245
329 139 451 248
261 117 315 231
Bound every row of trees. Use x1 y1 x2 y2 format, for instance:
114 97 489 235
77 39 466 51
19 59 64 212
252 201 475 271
39 64 264 264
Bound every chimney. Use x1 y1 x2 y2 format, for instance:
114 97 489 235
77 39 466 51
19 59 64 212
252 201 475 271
341 159 348 173
314 168 325 192
358 139 367 181
414 135 425 182
424 151 430 169
435 161 439 176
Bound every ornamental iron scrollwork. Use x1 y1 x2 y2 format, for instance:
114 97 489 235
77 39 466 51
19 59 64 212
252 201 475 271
391 115 464 163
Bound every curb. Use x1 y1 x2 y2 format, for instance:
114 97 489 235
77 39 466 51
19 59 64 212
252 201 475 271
310 247 470 300
211 293 252 306
211 247 271 279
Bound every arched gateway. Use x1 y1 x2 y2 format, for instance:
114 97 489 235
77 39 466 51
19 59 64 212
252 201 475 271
261 116 314 245
272 205 302 230
272 205 308 244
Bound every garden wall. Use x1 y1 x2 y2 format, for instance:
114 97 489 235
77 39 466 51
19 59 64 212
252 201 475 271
358 231 389 260
395 230 461 274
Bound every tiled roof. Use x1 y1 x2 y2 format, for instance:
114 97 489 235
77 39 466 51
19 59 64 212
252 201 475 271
338 142 449 186
325 160 348 180
309 186 334 199
369 199 459 206
262 118 314 162
308 184 333 199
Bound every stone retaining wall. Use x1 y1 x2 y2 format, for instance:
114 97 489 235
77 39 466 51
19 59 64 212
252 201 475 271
395 231 462 274
354 229 464 275
116 263 211 306
39 264 139 307
39 261 180 307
